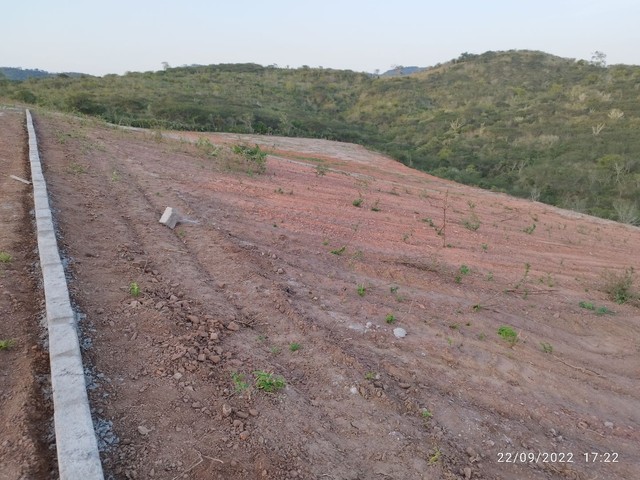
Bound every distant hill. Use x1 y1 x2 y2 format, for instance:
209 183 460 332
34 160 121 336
1 50 638 224
0 67 88 81
380 66 424 77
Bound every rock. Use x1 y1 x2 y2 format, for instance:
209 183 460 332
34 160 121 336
137 425 152 435
209 332 219 341
235 410 249 419
197 353 206 362
466 447 477 458
209 355 221 364
239 431 250 441
604 421 614 429
159 207 180 229
173 372 183 380
464 467 472 479
192 402 202 409
96 308 104 315
393 327 407 338
226 322 240 331
222 404 232 417
249 409 259 417
276 268 285 274
398 383 411 389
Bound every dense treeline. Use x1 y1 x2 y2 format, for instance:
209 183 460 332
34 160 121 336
2 51 639 223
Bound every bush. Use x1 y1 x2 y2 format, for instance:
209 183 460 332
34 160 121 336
602 267 637 304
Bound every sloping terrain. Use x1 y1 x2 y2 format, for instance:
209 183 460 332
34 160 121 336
6 109 640 479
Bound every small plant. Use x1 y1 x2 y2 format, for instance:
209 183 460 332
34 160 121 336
478 333 486 340
68 162 87 175
487 272 494 281
455 264 470 284
429 447 441 464
254 370 286 392
270 346 281 355
481 243 488 252
370 199 381 212
352 198 363 207
331 246 346 255
422 218 435 227
596 306 613 316
579 301 595 310
129 282 140 297
449 323 460 330
322 239 329 246
0 339 15 350
364 371 377 380
315 164 328 176
602 267 637 304
498 326 518 346
390 286 399 294
231 372 249 392
385 313 396 324
540 342 553 354
289 342 302 352
110 170 121 182
357 284 366 297
472 304 482 312
523 223 537 234
176 229 186 239
421 408 433 419
463 215 480 231
0 251 12 263
232 144 267 174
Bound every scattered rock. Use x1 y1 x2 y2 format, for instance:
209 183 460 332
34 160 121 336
393 327 407 338
235 411 249 419
226 322 240 331
173 372 183 380
222 404 232 417
464 466 472 479
137 425 152 436
604 421 614 429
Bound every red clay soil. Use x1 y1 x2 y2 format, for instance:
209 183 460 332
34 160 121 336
0 108 55 480
4 108 640 479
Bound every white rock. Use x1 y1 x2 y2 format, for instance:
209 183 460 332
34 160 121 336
393 327 407 338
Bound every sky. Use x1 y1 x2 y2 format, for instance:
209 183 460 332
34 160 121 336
3 0 640 76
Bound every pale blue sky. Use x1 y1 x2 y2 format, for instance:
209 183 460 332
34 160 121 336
3 0 639 75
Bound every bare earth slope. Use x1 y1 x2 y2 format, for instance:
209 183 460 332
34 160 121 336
28 111 640 479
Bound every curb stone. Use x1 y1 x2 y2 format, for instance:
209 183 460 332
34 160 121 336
26 109 104 479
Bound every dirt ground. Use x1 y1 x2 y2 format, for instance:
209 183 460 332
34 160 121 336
2 108 639 479
0 108 55 480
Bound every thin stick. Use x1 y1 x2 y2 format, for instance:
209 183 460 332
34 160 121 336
552 355 607 378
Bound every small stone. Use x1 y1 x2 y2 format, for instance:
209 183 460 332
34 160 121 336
226 322 240 331
173 372 183 380
187 315 199 324
398 383 411 389
137 425 152 435
393 327 407 338
96 308 104 315
216 282 226 289
464 467 472 479
466 447 477 458
222 404 232 417
239 431 250 441
276 268 284 274
209 355 221 364
249 409 259 417
233 419 244 430
209 332 219 341
197 353 206 362
192 402 202 409
604 421 614 429
235 411 249 419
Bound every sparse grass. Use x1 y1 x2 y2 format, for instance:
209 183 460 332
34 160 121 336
428 447 441 464
253 370 286 392
497 325 519 346
68 162 87 175
0 339 15 350
385 313 396 324
370 199 381 212
602 267 637 304
420 408 433 419
357 284 366 297
364 371 377 380
270 346 281 355
331 246 346 255
523 223 537 234
579 301 595 310
455 264 470 283
352 198 363 207
390 286 399 294
0 251 12 263
596 306 614 316
231 372 249 392
481 243 488 252
232 144 267 174
315 164 328 176
540 342 553 354
129 282 140 297
289 342 302 352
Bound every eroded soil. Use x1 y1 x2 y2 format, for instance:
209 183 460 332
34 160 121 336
3 108 640 479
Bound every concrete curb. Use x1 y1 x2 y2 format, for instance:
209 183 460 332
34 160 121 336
26 109 104 479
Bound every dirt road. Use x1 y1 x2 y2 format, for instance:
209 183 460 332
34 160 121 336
2 108 639 479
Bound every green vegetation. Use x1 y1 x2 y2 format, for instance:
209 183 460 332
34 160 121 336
540 342 553 354
421 408 433 419
0 252 12 263
129 281 140 297
0 339 15 350
385 313 396 324
602 267 638 304
497 325 519 346
357 284 366 296
253 370 286 392
5 51 640 223
579 301 595 310
455 264 470 283
330 246 346 255
289 342 302 352
364 371 377 380
231 144 267 174
352 198 363 207
231 372 249 392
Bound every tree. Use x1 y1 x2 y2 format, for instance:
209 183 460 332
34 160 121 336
590 51 607 68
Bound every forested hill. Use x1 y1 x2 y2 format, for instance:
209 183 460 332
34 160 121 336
2 50 639 224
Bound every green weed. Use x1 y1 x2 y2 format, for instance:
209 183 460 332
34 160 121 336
0 339 15 350
289 342 302 352
540 342 553 354
254 370 286 392
331 246 346 255
129 282 140 297
497 326 518 346
385 313 396 324
0 252 12 263
352 198 363 207
232 372 249 392
357 284 366 297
